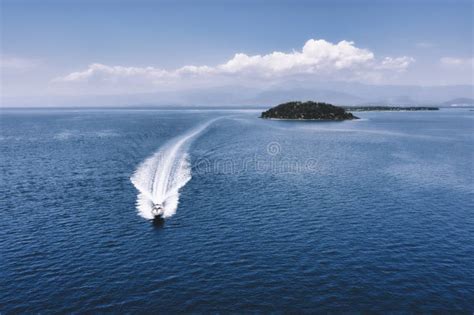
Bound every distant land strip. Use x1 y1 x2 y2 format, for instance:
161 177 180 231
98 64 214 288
343 106 439 111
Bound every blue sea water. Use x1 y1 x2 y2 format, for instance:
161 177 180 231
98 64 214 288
1 108 473 312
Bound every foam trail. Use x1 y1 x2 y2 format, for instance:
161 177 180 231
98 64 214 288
131 119 217 220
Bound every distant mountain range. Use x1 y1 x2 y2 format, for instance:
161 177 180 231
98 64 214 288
246 83 474 107
2 82 473 108
440 97 474 107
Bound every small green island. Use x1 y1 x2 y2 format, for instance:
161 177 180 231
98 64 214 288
261 101 359 120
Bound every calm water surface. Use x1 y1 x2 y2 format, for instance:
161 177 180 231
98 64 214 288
1 108 473 312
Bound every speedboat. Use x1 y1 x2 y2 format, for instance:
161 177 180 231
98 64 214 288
151 203 165 225
151 203 164 218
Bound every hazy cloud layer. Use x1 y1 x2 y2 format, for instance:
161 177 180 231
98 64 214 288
0 55 39 71
55 39 415 91
440 57 474 67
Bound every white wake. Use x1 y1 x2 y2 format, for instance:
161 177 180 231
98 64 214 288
131 119 217 220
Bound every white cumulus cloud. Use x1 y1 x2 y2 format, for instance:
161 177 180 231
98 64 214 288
59 63 170 82
214 39 378 76
54 39 415 90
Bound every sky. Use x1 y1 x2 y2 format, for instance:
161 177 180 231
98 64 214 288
1 0 473 106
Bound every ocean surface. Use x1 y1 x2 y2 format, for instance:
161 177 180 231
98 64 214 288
1 108 473 312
